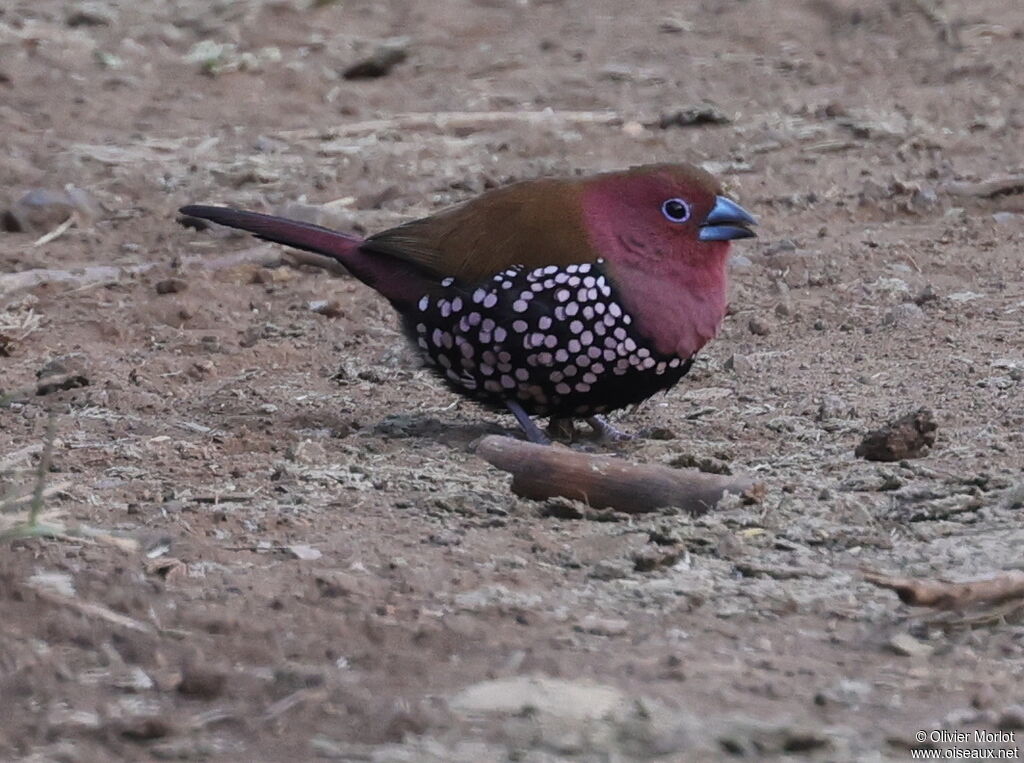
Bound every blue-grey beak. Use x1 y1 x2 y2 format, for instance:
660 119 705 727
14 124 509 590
699 196 757 241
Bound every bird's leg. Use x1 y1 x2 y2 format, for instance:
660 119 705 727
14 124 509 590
505 400 551 445
586 415 635 443
547 417 576 442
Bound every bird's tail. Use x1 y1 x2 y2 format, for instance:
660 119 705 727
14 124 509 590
179 205 363 265
178 205 430 307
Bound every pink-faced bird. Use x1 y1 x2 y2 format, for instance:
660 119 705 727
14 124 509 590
180 163 756 443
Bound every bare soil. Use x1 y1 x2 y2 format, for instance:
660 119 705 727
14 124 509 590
2 1 1023 760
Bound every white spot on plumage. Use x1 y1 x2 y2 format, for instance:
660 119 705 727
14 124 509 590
441 277 455 287
483 293 498 308
450 297 463 312
555 382 571 395
512 299 528 313
538 316 552 330
418 296 430 311
544 335 558 349
472 288 487 304
512 319 528 333
493 327 507 342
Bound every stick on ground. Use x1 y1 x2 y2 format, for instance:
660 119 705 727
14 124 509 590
475 435 762 515
864 569 1024 610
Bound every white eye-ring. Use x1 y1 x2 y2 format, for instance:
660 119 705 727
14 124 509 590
661 198 691 223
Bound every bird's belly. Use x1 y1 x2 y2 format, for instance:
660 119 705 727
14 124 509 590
402 263 694 418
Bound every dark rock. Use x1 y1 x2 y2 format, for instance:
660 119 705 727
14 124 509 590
342 41 409 80
656 105 731 128
855 408 936 462
155 278 188 295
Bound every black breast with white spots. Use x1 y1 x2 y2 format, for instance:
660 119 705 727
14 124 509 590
400 261 694 418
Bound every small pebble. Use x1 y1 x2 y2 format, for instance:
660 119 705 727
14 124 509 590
748 317 771 336
155 278 188 295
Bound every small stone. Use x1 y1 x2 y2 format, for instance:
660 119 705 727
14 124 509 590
855 408 936 462
993 211 1023 225
748 317 771 336
589 559 633 581
540 496 586 519
888 633 934 658
763 239 798 255
342 38 409 79
576 615 630 636
177 664 227 699
66 2 117 26
655 104 730 129
725 353 755 375
816 395 849 421
3 187 98 232
286 544 322 561
998 704 1024 730
882 302 926 329
155 278 188 295
308 299 345 318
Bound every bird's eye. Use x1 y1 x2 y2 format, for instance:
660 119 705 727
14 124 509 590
661 198 691 223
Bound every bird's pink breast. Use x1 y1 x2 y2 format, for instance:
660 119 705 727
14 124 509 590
579 185 730 359
603 256 729 358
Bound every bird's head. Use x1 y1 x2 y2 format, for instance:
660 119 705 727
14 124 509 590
579 163 757 357
580 163 755 268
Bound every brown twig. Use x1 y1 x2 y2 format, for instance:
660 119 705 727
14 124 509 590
940 175 1024 198
276 110 622 141
864 569 1024 610
475 435 761 515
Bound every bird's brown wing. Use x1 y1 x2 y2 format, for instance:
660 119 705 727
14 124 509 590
363 178 597 283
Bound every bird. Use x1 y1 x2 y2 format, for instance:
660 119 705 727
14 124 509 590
179 163 756 444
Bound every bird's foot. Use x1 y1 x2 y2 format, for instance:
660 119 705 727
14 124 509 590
506 400 551 445
586 415 635 443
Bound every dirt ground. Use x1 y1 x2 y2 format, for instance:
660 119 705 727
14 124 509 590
1 0 1023 760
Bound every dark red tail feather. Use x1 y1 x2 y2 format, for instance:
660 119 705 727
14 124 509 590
178 205 432 307
179 205 363 261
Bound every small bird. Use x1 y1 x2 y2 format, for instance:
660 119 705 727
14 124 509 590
180 163 755 443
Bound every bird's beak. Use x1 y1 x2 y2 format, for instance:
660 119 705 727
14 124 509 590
699 196 757 241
